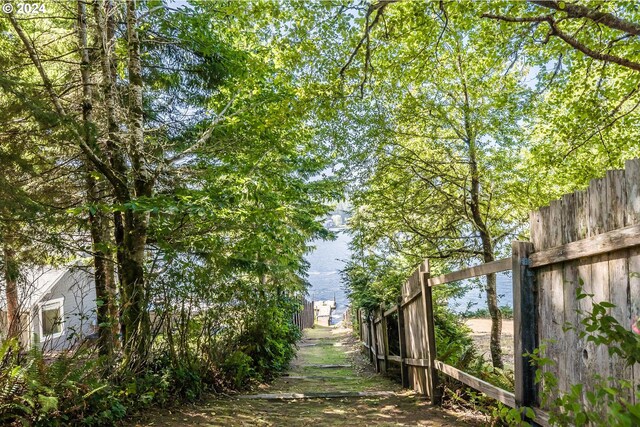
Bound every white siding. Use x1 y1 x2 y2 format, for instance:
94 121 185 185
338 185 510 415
34 268 97 351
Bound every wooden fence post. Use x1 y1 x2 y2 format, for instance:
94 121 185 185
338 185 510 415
372 312 380 373
419 260 442 404
397 296 409 388
512 241 537 412
367 313 375 363
381 306 389 374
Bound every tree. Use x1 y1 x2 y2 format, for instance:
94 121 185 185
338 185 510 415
483 1 640 73
482 1 640 205
339 1 532 368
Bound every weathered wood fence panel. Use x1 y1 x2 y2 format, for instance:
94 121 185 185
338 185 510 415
357 159 640 424
530 159 640 407
402 268 429 395
293 298 314 331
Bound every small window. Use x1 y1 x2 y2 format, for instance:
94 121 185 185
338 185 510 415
40 298 64 338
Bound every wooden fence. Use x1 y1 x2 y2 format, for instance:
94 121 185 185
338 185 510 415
293 298 314 330
359 158 640 426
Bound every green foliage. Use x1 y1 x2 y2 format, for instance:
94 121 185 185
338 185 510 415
0 339 123 426
235 298 303 381
573 284 640 365
527 344 640 427
221 351 255 390
3 0 640 424
459 306 514 320
523 287 640 427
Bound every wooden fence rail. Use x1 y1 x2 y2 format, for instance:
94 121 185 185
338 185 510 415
358 158 640 427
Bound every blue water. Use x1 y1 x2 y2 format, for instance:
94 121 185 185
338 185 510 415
448 272 514 313
304 230 514 319
304 230 351 319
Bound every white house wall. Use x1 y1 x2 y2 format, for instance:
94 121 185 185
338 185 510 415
34 268 97 351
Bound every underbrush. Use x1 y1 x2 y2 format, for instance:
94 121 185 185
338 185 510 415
443 287 640 426
432 308 516 423
0 303 302 426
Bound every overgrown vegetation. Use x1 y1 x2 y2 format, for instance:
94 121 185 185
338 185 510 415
2 0 640 425
0 1 341 424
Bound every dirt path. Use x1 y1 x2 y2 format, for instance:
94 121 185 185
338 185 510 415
132 326 481 426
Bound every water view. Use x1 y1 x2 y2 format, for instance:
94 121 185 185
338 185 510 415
305 230 514 319
304 230 351 322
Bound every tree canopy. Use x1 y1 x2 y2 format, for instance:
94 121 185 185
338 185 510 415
1 0 639 424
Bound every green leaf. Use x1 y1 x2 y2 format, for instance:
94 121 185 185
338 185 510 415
37 395 58 413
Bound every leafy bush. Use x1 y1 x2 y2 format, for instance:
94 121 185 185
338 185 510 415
0 291 304 425
0 340 123 426
234 299 302 382
221 351 254 389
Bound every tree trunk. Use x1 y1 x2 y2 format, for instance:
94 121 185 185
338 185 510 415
3 241 21 342
459 55 503 369
78 0 119 358
120 0 153 369
468 140 503 369
93 0 127 348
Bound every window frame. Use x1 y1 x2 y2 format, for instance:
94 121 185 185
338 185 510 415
39 297 64 340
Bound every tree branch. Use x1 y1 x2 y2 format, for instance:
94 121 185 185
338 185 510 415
7 13 129 197
339 0 399 81
482 12 640 72
530 0 640 36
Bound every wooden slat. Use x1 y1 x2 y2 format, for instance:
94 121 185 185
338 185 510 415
548 200 566 392
626 159 640 225
609 249 632 397
575 189 592 408
381 307 389 373
529 223 640 267
387 355 402 363
625 159 640 405
530 209 543 251
606 170 633 400
397 296 409 388
427 258 511 287
372 313 380 373
420 261 441 404
401 289 422 307
576 262 595 402
383 305 397 317
404 358 429 367
629 247 640 405
534 205 554 405
368 315 375 364
531 407 552 427
561 192 581 400
590 176 612 398
434 360 516 408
